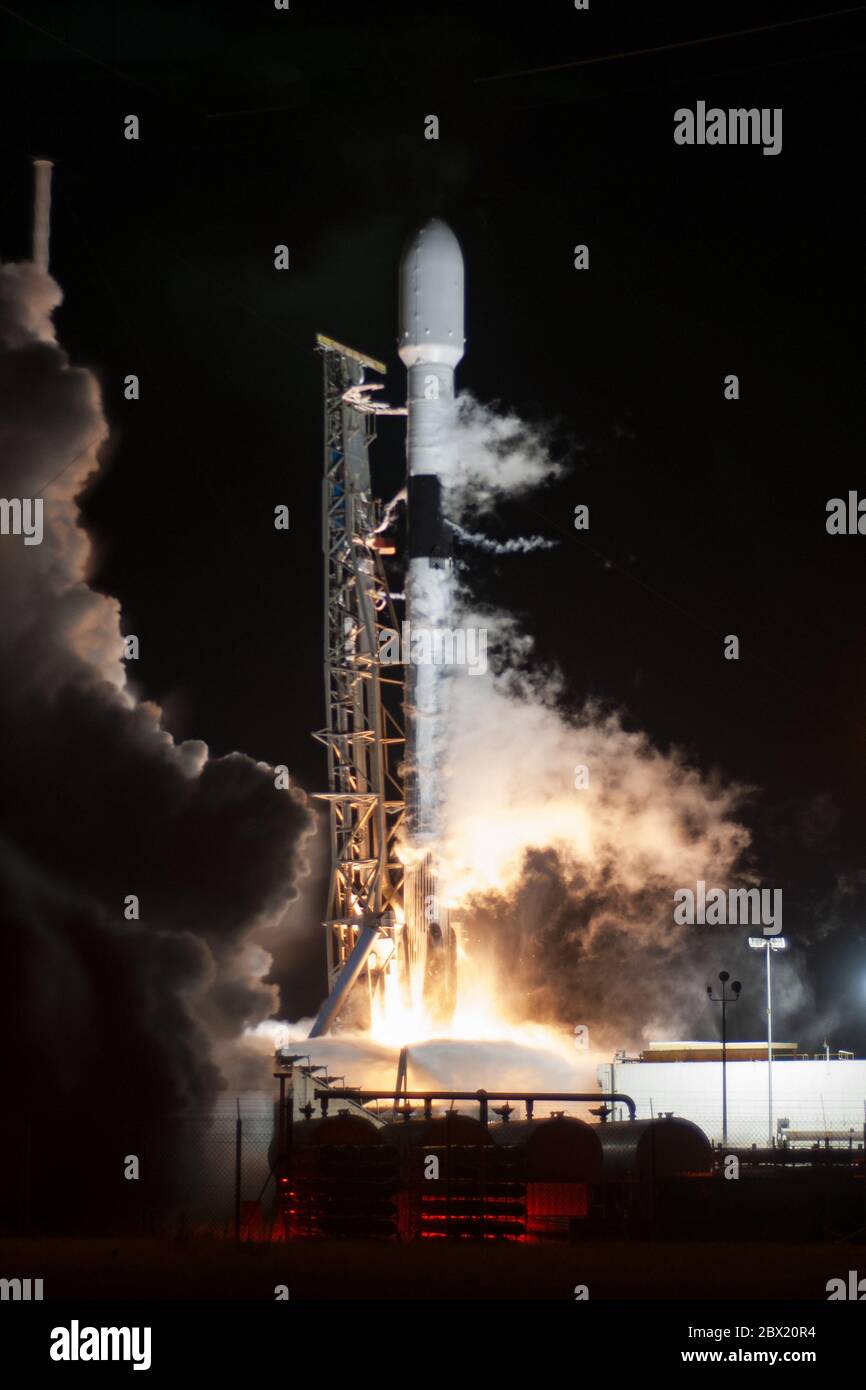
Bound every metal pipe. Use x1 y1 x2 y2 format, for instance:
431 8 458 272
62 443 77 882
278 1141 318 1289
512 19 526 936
277 1073 286 1161
316 1088 637 1121
722 990 728 1144
309 922 380 1037
766 942 774 1148
234 1101 242 1242
32 159 52 273
707 971 741 1146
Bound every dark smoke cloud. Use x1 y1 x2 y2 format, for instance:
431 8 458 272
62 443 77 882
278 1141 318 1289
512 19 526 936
259 810 330 1023
0 259 313 1228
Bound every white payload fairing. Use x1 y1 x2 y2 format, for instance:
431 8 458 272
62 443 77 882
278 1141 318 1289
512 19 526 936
398 219 464 1015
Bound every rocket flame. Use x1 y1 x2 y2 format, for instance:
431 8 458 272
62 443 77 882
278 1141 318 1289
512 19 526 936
369 934 515 1047
365 652 750 1051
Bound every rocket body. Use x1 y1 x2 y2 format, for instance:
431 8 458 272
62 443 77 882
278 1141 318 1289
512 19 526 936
398 220 464 1011
399 219 465 844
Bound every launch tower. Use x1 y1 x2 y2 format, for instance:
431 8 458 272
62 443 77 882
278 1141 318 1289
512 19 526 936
309 336 406 1035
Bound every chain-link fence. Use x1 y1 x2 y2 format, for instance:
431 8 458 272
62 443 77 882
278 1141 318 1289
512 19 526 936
608 1096 866 1154
1 1103 279 1239
3 1094 863 1242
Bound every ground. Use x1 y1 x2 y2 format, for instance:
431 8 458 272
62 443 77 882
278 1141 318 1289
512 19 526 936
1 1237 862 1300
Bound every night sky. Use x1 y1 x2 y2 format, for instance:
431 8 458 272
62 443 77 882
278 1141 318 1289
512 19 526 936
2 1 865 1043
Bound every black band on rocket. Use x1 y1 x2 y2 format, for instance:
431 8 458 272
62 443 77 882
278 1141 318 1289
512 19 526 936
407 475 451 561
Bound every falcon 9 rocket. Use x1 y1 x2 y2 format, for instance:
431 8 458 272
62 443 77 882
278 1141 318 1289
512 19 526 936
398 220 465 1018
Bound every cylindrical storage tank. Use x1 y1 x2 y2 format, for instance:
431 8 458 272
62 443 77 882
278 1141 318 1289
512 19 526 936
267 1110 382 1170
273 1110 397 1240
595 1118 712 1179
490 1116 603 1237
490 1117 603 1183
293 1113 383 1146
381 1113 520 1241
379 1113 493 1149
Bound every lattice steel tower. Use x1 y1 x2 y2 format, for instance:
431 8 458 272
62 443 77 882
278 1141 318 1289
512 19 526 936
309 336 407 1035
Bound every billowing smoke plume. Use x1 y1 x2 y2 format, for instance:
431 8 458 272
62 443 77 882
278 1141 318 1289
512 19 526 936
0 259 312 1227
439 392 564 520
441 657 764 1048
434 395 795 1051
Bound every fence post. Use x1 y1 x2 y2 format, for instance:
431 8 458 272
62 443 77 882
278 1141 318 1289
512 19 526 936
22 1115 32 1236
234 1101 242 1241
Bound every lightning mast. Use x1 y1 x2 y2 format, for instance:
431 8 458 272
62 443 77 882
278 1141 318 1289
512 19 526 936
32 158 53 273
309 336 407 1036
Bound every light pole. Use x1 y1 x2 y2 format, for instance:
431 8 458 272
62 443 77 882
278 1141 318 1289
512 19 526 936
706 971 742 1146
748 936 788 1147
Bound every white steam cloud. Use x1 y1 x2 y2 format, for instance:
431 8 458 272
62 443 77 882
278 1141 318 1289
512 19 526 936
447 519 558 555
441 661 751 911
416 391 772 1050
439 392 563 520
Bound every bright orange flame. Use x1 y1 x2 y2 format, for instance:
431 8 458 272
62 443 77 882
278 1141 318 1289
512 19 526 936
368 926 565 1054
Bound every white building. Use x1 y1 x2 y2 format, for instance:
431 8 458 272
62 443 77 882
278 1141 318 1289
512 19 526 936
598 1042 866 1148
